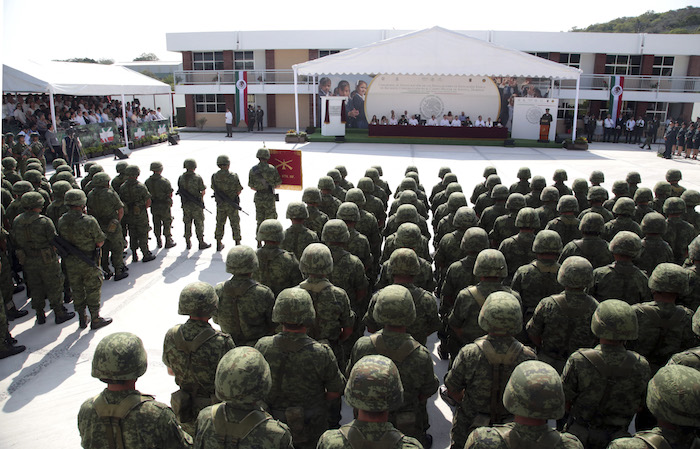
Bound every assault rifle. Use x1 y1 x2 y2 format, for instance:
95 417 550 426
176 188 212 214
52 235 105 275
211 179 249 216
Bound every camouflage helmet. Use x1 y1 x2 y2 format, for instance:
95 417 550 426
399 177 417 192
626 171 641 184
479 292 523 335
461 227 489 253
357 177 375 194
641 212 667 234
92 172 111 187
327 169 342 183
302 186 322 203
371 165 384 176
483 166 497 178
653 181 672 198
540 186 560 203
256 219 284 242
12 180 33 196
665 168 682 182
690 236 700 262
256 147 270 160
517 167 531 179
84 162 95 172
553 169 568 182
491 185 509 200
587 186 608 202
64 189 87 207
91 332 147 381
406 172 419 185
485 174 502 190
272 287 315 325
334 165 348 177
345 355 403 412
447 192 467 212
648 263 689 295
398 190 418 206
395 204 419 224
532 230 563 254
318 176 335 191
388 248 420 277
56 165 73 174
364 168 380 180
438 167 452 179
589 170 605 184
215 347 271 405
503 360 565 420
183 158 197 169
558 256 593 289
23 170 43 184
286 201 309 220
299 243 333 275
646 365 700 427
681 190 700 208
150 161 163 172
372 284 416 326
444 182 463 197
216 155 230 166
116 161 129 174
225 245 259 275
579 212 604 234
557 195 579 214
88 164 104 176
634 187 653 204
178 281 218 316
51 181 72 200
453 206 478 229
26 162 44 174
610 231 643 257
124 165 140 177
591 299 638 340
20 191 44 210
442 173 458 186
693 306 700 336
506 193 526 212
473 249 508 278
531 176 546 191
611 180 629 197
337 202 361 222
612 197 636 216
345 188 366 206
663 197 686 215
515 207 540 229
571 178 588 195
1 157 17 169
322 219 350 244
51 158 67 169
54 171 76 184
395 223 422 249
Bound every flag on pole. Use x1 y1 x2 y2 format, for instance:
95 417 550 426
609 76 624 123
270 149 303 190
235 71 248 125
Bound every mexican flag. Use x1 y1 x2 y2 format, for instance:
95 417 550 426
609 76 624 122
235 71 248 126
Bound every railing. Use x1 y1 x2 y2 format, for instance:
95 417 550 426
174 70 312 86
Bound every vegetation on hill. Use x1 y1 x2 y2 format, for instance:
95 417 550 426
571 6 700 34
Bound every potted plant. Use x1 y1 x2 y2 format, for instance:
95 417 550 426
285 129 308 143
196 117 207 130
563 137 589 151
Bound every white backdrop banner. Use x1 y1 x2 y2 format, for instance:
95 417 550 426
511 97 558 141
320 96 348 136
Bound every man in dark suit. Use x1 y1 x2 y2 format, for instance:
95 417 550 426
247 105 255 132
256 106 264 131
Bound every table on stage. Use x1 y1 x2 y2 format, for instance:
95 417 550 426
368 124 508 139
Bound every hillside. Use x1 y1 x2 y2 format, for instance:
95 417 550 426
571 6 700 34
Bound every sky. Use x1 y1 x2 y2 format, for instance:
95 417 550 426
3 0 699 63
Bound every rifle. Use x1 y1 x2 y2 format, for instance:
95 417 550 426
211 179 249 216
52 235 105 275
176 188 212 214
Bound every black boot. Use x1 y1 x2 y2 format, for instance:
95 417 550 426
78 311 88 329
0 342 26 359
103 270 114 281
199 239 211 250
142 253 156 263
216 240 224 251
36 310 46 325
164 237 176 248
114 269 129 281
54 307 76 324
91 316 113 330
7 307 29 321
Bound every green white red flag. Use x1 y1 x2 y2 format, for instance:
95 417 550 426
235 71 248 125
609 76 624 122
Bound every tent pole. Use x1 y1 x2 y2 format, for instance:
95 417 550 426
572 76 580 141
312 75 317 128
293 67 300 133
550 78 554 97
48 87 58 135
170 92 174 129
121 93 129 149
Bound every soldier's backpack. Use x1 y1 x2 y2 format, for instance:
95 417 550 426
93 393 155 449
492 424 562 449
339 423 404 449
637 304 687 367
211 403 270 448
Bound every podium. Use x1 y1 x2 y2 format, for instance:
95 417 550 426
320 96 348 137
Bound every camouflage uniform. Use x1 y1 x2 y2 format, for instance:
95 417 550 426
633 188 654 224
120 166 154 261
524 176 546 209
602 198 643 242
680 237 700 311
212 156 243 245
552 170 572 197
681 190 700 233
248 149 281 230
178 161 209 247
498 231 536 283
490 194 526 248
559 213 614 269
389 190 429 220
382 224 432 264
1 158 22 185
144 162 175 248
666 306 700 369
478 185 509 233
45 181 71 226
602 180 630 212
429 166 452 204
663 197 698 265
327 169 347 202
88 176 128 278
470 167 497 205
301 187 329 238
254 220 303 297
666 169 686 198
508 167 531 195
535 187 560 229
474 175 501 217
545 195 582 246
387 204 431 241
590 231 651 305
441 227 490 315
434 206 478 285
376 253 435 293
650 181 672 214
346 189 382 269
432 177 460 216
572 178 590 214
318 176 341 219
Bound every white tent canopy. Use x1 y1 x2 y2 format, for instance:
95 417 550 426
292 26 582 138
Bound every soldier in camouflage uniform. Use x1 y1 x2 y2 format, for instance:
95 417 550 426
479 185 510 233
357 177 387 228
465 360 584 449
6 180 33 225
490 193 526 248
349 285 438 448
429 166 452 205
434 206 478 290
193 346 293 449
334 165 353 191
179 159 211 250
12 134 28 175
119 165 156 263
254 287 346 449
301 186 329 238
253 219 302 297
445 292 537 449
144 161 176 249
635 212 674 276
317 355 423 449
52 166 80 189
214 245 275 347
681 189 700 233
559 213 614 269
87 172 129 281
474 175 501 217
345 188 382 274
80 162 99 189
394 177 428 212
509 167 531 195
387 203 430 243
589 170 605 189
318 176 341 219
651 181 672 214
432 175 459 215
527 256 599 373
667 306 700 369
435 193 468 246
579 186 614 223
607 365 700 449
498 207 539 283
58 190 112 330
663 197 698 265
680 236 700 312
0 259 26 358
367 166 391 206
561 300 651 449
11 192 74 325
666 168 686 197
470 166 497 206
336 202 374 277
281 202 319 259
626 171 641 198
83 164 104 197
524 175 546 209
111 161 129 193
382 219 431 271
390 189 429 220
78 332 193 449
326 169 347 202
162 282 235 435
552 169 572 197
545 195 581 246
590 231 651 305
248 147 281 233
211 155 243 251
45 180 71 226
23 169 50 210
572 178 589 213
536 186 560 230
633 187 654 224
2 157 22 185
602 180 630 211
602 197 643 241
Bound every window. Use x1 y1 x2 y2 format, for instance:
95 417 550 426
558 53 581 69
319 50 340 58
195 94 226 113
604 55 641 75
528 52 550 60
652 56 674 76
645 102 668 120
193 52 224 71
234 51 254 70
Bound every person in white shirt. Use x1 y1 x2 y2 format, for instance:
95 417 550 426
603 114 615 142
155 107 165 120
474 115 486 127
388 110 398 125
408 115 419 126
450 117 462 127
625 117 636 143
485 118 493 128
439 115 451 126
426 115 438 126
73 112 86 126
225 108 234 137
88 112 98 124
13 108 27 126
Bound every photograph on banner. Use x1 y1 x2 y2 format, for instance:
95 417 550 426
316 75 373 128
269 149 302 191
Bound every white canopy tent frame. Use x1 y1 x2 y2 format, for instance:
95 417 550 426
293 26 582 140
3 60 173 149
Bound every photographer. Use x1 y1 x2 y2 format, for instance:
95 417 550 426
62 126 83 177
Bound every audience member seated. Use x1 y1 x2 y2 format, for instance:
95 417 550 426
370 115 379 125
426 115 438 126
388 110 398 125
408 115 419 126
450 116 462 127
398 115 408 125
440 115 451 126
380 116 388 125
485 117 493 127
474 115 486 127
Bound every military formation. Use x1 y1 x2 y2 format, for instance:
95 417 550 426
2 139 700 449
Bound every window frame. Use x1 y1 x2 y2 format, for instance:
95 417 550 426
194 93 226 113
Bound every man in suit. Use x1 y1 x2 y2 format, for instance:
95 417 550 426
256 106 264 131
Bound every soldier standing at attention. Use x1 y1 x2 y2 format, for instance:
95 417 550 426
213 246 276 347
119 165 156 263
162 282 234 435
145 162 176 249
193 347 293 448
58 189 112 330
11 192 75 325
589 231 650 304
29 132 46 171
78 332 193 449
559 213 614 269
317 355 423 449
179 158 211 250
111 161 129 193
667 307 700 369
211 155 243 251
248 147 281 236
281 202 319 259
254 219 302 297
301 187 329 238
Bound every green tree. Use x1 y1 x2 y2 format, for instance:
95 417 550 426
133 52 159 61
98 58 114 65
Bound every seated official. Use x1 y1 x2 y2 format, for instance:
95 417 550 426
408 115 419 126
474 115 486 127
380 116 388 125
464 117 473 127
439 115 451 126
388 111 398 125
398 115 408 125
450 117 462 127
485 118 493 127
426 115 438 126
370 115 379 125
